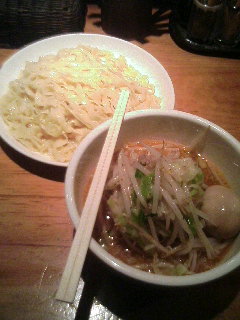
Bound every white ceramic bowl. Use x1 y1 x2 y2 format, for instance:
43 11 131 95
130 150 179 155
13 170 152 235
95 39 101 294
65 109 240 287
0 33 175 167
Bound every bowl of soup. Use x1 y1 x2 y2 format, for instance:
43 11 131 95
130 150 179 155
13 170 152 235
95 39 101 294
65 110 240 287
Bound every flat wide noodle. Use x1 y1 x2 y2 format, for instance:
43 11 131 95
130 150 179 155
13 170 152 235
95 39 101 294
0 46 161 162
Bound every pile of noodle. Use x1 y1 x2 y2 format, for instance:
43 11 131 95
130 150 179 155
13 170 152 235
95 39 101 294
0 46 161 162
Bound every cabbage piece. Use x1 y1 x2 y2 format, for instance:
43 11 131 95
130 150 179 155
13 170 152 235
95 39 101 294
168 158 202 184
107 190 124 217
175 263 190 276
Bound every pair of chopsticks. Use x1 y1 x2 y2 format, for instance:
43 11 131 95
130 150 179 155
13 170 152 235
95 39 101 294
56 89 130 303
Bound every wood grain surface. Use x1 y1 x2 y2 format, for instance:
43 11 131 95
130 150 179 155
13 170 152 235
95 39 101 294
0 5 239 320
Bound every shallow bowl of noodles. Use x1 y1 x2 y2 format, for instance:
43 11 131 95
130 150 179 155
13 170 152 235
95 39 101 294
65 110 240 287
0 33 174 166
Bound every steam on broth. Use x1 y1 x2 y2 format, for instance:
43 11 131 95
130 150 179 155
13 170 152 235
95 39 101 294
91 139 240 276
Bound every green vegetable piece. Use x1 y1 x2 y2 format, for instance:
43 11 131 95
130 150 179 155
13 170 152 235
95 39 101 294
189 185 204 198
175 264 189 276
131 208 147 227
190 172 204 185
141 173 154 200
131 190 137 206
190 188 198 197
186 216 197 236
125 225 138 238
188 172 204 198
135 169 145 179
117 215 127 226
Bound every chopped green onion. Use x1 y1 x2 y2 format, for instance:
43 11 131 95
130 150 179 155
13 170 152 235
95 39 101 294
141 173 154 200
189 172 204 185
190 188 198 197
131 190 137 205
131 208 147 227
185 216 197 236
135 169 145 179
189 185 204 198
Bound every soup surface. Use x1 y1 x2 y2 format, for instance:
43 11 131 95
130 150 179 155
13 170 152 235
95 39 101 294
91 139 239 275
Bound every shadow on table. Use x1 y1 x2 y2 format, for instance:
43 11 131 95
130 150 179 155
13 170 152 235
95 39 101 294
75 250 240 320
0 137 66 182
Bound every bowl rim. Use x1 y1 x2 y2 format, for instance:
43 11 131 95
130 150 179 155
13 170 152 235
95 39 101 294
0 33 175 167
65 109 240 286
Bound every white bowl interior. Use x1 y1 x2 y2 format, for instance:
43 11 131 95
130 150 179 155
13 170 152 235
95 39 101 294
66 110 240 286
0 33 175 166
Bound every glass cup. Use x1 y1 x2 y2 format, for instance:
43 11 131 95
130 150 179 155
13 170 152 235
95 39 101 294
187 0 224 43
101 0 153 40
218 0 240 47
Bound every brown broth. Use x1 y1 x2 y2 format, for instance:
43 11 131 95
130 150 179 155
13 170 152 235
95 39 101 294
82 139 233 275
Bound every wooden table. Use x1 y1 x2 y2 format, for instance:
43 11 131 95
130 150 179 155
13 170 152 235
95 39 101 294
0 5 239 320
